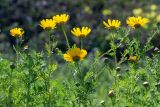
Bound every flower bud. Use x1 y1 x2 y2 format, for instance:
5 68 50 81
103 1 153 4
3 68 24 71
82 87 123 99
23 45 29 53
10 63 15 69
100 100 105 105
128 55 137 62
154 47 159 52
108 90 115 97
143 81 149 87
116 66 120 72
155 82 160 88
117 74 121 78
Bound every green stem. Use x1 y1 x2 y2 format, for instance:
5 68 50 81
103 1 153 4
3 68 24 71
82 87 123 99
114 50 119 104
47 30 52 106
129 63 135 105
75 62 82 106
76 62 83 84
80 38 83 49
111 33 119 105
26 70 31 107
75 62 88 106
61 25 70 49
47 30 52 57
98 49 112 60
114 50 117 68
26 83 30 107
136 28 141 40
7 70 13 107
16 38 19 63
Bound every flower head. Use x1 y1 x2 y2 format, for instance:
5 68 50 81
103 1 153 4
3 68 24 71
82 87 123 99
53 14 69 24
10 27 24 37
126 16 149 28
64 47 87 62
71 27 91 38
128 55 137 62
103 19 121 29
40 19 56 30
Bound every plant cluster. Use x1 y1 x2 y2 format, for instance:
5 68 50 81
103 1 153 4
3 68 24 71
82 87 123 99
0 13 160 107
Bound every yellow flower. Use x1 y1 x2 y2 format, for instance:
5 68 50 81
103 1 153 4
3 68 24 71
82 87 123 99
39 19 56 30
64 47 87 62
126 16 149 28
150 4 157 11
103 19 121 29
133 8 143 16
71 27 91 38
128 55 137 62
10 27 24 37
53 14 69 24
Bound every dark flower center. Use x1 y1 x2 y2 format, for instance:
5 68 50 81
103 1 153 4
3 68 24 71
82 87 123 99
134 24 141 28
73 56 80 61
110 26 116 29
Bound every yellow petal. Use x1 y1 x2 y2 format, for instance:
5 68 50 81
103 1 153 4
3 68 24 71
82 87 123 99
64 54 73 62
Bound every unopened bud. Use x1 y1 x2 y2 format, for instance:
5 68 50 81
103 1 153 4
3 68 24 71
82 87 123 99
116 66 120 72
108 90 115 97
117 74 121 78
143 81 149 87
128 55 137 62
23 45 29 53
154 47 159 52
155 82 160 88
100 100 105 105
10 63 15 69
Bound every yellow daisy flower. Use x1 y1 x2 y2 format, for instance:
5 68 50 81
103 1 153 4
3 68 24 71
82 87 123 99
64 47 87 62
71 27 91 38
126 16 149 28
39 19 56 30
128 55 137 62
10 27 24 37
52 14 69 24
103 19 121 29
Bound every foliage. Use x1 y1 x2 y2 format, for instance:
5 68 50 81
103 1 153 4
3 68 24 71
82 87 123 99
0 1 160 107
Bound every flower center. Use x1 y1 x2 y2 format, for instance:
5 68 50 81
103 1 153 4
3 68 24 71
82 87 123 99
110 26 116 29
73 56 80 61
134 24 141 28
79 34 86 38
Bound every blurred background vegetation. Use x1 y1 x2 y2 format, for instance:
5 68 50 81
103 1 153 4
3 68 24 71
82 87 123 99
0 0 160 54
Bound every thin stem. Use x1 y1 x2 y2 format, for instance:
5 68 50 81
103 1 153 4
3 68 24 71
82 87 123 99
76 62 83 84
47 30 52 106
16 38 19 63
98 49 112 60
26 82 30 107
111 32 120 105
26 70 31 107
114 51 117 68
75 62 82 106
114 50 119 97
61 25 70 49
136 28 141 40
48 30 52 57
7 69 13 107
128 63 135 105
80 38 83 49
